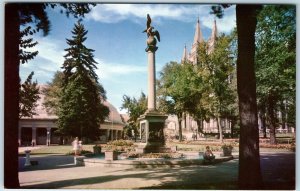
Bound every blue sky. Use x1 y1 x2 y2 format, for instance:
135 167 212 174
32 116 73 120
19 4 236 113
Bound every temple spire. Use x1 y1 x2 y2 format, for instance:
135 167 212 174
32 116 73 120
211 19 217 40
181 44 188 63
193 17 204 45
190 17 203 64
208 19 218 54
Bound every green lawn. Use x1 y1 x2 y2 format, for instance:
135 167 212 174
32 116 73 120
19 144 95 156
19 138 293 156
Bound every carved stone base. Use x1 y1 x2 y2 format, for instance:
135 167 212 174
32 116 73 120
137 110 168 153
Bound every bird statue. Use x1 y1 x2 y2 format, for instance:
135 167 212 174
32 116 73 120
143 14 160 52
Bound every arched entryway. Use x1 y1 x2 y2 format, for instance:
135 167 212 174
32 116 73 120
21 127 32 146
36 128 47 145
50 128 60 144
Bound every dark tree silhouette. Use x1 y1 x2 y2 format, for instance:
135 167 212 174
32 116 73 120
236 5 263 189
4 3 94 188
211 4 263 189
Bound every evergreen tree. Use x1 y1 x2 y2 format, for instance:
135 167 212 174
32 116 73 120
57 22 109 140
19 71 40 118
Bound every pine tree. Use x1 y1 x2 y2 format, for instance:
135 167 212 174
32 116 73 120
19 71 40 118
57 22 109 140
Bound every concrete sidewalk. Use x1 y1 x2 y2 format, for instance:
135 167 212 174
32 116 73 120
19 152 295 189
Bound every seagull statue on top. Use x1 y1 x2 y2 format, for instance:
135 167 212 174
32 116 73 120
143 14 160 52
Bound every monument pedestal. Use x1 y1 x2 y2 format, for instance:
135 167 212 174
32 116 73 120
137 110 168 153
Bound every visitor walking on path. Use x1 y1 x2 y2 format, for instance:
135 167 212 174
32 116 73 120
72 137 80 156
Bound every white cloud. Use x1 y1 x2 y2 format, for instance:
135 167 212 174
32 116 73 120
95 58 146 81
86 4 236 33
20 36 65 83
87 4 212 23
201 5 236 33
21 36 65 71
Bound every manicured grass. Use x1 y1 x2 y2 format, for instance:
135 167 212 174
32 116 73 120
166 141 237 152
19 138 294 156
19 144 95 155
166 140 294 153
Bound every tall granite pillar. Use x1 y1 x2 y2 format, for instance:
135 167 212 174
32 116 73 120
137 14 168 153
147 51 156 111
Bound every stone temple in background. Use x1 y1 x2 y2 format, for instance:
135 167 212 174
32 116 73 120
164 18 294 141
164 18 233 141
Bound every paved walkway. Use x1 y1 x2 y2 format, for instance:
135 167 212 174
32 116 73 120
19 152 295 189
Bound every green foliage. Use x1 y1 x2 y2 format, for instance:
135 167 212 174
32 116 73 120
127 152 183 159
121 92 147 139
19 71 40 118
66 149 93 156
255 5 296 140
42 71 64 114
221 143 233 150
18 3 96 64
57 22 109 140
104 140 135 152
107 139 134 147
197 35 236 119
19 26 39 64
196 35 237 141
158 61 197 141
158 61 198 115
158 34 237 141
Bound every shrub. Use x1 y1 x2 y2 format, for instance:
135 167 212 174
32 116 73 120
107 139 134 147
93 145 102 154
66 150 93 156
221 144 233 150
127 152 183 159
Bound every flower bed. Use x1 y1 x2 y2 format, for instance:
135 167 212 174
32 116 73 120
127 152 183 159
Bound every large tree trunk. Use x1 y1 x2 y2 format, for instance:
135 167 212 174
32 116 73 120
217 117 223 143
177 113 183 142
236 4 262 189
230 118 236 138
196 118 204 134
267 95 277 145
5 3 20 188
260 111 267 138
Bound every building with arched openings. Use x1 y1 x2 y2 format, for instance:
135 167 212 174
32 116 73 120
18 85 125 146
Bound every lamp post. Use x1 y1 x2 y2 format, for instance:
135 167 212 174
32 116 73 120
47 131 50 146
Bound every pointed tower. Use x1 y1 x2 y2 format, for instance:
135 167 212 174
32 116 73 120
189 17 204 64
207 19 218 54
181 44 188 63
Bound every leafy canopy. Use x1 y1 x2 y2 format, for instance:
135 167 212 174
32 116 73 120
19 72 40 118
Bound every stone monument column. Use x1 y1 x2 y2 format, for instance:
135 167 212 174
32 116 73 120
147 51 156 111
137 14 168 153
